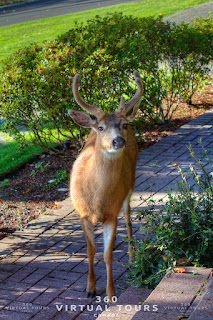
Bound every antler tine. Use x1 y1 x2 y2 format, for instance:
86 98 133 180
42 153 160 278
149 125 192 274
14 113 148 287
120 71 143 112
72 74 105 118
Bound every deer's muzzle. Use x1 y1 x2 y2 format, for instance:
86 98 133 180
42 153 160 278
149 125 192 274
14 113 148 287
112 136 125 150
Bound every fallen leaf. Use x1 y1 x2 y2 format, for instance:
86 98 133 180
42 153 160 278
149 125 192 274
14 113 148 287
161 254 169 262
172 162 179 166
178 315 189 319
211 271 213 277
176 258 189 265
173 267 186 273
53 201 62 210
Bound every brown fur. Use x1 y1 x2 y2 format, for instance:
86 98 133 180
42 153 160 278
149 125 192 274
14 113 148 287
70 126 138 224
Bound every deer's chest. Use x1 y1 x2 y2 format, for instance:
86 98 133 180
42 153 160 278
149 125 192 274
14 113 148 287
71 168 130 223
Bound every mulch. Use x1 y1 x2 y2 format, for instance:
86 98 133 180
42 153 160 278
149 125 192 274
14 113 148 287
0 84 212 240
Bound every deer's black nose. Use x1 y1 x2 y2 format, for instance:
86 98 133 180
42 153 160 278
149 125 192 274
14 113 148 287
112 136 125 150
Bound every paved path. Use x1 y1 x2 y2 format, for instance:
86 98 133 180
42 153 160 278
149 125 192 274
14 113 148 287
0 108 213 319
0 0 139 26
166 1 213 23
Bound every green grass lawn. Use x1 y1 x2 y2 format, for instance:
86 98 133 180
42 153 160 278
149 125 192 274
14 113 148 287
0 130 44 179
0 128 72 179
0 141 42 179
0 0 212 67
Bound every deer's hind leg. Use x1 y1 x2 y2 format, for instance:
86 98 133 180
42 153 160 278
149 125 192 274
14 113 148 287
81 218 96 297
123 190 134 261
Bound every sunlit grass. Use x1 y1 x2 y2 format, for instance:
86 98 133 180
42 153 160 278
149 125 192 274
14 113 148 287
0 129 72 179
0 141 42 179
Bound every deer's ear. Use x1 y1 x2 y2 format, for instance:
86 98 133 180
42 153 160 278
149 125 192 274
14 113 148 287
125 99 141 121
68 110 96 128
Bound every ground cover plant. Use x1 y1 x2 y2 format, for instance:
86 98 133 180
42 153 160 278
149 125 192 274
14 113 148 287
129 143 213 289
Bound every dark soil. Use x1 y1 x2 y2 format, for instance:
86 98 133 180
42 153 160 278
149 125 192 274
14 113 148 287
0 85 212 239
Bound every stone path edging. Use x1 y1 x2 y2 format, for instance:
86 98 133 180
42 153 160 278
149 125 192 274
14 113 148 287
97 267 213 320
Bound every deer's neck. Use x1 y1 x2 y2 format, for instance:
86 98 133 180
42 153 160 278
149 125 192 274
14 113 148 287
93 143 124 187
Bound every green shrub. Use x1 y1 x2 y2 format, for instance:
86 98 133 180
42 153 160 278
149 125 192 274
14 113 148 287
157 14 213 121
0 13 212 153
129 143 213 289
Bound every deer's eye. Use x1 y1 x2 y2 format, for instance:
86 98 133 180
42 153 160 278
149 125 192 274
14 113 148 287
123 123 128 130
98 126 104 132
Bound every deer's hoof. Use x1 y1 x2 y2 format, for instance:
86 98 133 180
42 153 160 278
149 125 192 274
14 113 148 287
86 290 96 298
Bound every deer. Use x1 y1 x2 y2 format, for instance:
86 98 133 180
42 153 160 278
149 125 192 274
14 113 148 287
68 71 143 302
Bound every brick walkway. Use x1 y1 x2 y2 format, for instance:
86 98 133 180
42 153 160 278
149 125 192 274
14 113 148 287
0 108 213 319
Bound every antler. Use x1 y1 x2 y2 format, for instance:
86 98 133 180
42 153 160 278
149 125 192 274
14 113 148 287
119 71 143 113
72 74 105 118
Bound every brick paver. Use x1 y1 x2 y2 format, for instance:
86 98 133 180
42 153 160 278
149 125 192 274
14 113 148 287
1 108 213 319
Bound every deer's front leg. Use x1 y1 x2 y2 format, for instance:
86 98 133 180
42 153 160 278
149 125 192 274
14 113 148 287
103 219 117 302
81 218 96 297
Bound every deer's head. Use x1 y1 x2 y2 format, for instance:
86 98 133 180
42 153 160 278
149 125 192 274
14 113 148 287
68 71 143 158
